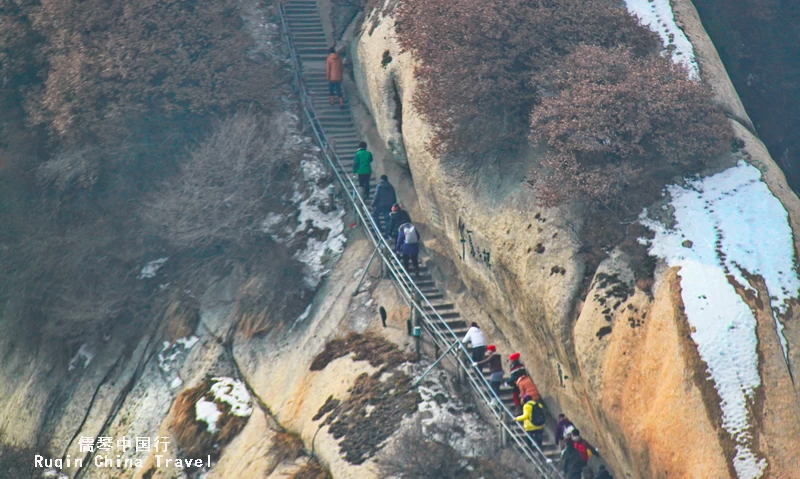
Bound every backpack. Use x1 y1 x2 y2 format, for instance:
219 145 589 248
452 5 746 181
574 440 592 463
531 402 546 427
403 225 419 244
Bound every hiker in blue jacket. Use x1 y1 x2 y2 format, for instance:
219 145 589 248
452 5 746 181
396 222 421 277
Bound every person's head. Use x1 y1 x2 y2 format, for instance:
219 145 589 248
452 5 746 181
358 141 367 150
329 46 336 54
392 203 400 212
598 466 607 472
571 428 581 440
380 174 388 181
487 344 496 353
558 414 566 420
509 352 521 362
471 322 479 329
522 394 532 403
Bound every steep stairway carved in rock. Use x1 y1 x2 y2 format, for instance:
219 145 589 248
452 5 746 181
281 2 563 475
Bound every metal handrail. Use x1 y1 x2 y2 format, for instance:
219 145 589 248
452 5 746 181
278 5 562 477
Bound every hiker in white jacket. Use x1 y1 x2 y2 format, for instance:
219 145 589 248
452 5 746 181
463 322 487 363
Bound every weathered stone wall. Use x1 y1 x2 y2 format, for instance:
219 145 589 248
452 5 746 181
351 4 800 477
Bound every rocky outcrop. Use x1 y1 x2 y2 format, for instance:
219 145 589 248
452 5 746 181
351 3 800 478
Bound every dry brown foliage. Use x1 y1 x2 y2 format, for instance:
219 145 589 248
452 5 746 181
19 0 278 145
170 379 248 461
318 370 420 464
395 0 659 157
269 430 305 466
160 292 200 342
309 332 415 371
290 459 332 479
529 45 733 209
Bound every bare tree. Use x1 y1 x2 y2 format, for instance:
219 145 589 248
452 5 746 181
145 109 298 252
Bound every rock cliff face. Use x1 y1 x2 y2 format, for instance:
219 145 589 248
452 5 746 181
350 1 800 477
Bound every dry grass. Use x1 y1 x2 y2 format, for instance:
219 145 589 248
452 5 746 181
269 430 305 466
310 332 415 371
169 379 248 461
160 292 200 342
234 276 274 339
290 459 332 479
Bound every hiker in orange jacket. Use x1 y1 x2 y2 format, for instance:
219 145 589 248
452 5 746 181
516 374 540 403
326 47 344 108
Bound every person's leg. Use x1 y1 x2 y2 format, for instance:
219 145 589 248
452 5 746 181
525 431 534 449
358 174 370 199
336 82 344 107
411 253 419 277
402 254 410 272
491 380 501 395
474 346 486 363
533 429 544 448
329 82 335 105
381 210 391 236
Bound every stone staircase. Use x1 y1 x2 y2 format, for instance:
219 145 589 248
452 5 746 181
282 0 562 472
283 0 376 197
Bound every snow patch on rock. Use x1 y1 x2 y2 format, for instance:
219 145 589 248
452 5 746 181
640 161 800 479
138 257 169 279
415 367 493 457
624 0 699 79
195 377 253 433
68 344 95 371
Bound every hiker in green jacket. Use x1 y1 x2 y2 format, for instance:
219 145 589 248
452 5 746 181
352 141 373 200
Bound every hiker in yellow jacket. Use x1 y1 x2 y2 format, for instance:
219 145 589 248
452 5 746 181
515 394 545 449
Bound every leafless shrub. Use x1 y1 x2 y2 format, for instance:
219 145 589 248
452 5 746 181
379 421 531 479
35 148 100 194
0 439 36 479
146 110 297 252
378 421 466 479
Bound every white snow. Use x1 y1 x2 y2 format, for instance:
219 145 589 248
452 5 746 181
209 377 254 417
261 212 286 234
640 161 800 479
68 344 95 371
157 336 199 374
294 185 346 288
195 398 222 433
138 257 169 279
624 0 699 79
43 471 69 479
414 367 493 456
301 153 328 182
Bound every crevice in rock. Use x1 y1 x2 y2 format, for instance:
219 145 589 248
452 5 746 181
390 76 403 137
72 322 165 479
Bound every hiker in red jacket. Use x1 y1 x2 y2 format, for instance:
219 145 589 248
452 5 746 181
506 352 525 415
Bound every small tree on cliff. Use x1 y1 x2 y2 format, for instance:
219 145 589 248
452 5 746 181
529 45 733 210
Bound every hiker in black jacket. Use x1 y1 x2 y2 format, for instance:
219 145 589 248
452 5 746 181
561 438 585 479
388 203 411 239
371 175 396 236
